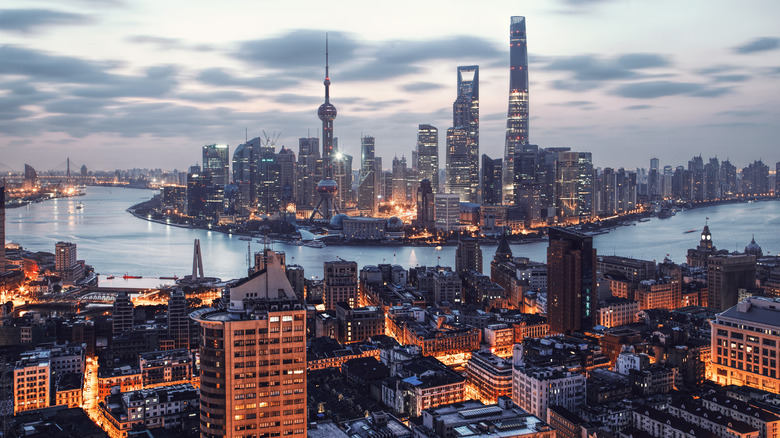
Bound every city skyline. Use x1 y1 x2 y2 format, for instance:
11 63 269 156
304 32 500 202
0 0 779 171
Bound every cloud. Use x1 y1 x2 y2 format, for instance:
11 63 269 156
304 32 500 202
543 53 671 88
716 109 765 117
127 35 216 52
44 98 109 114
401 82 445 92
237 29 358 73
710 74 750 83
0 8 91 33
612 81 732 99
733 37 780 54
624 104 653 110
71 65 178 98
197 68 300 90
695 65 739 75
235 30 501 82
176 90 249 103
0 45 117 83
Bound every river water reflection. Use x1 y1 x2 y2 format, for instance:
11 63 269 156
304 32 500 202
6 187 779 282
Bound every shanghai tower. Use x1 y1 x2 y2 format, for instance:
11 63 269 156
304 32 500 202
311 35 339 221
503 16 529 204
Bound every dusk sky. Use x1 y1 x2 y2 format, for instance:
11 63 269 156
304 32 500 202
1 0 779 173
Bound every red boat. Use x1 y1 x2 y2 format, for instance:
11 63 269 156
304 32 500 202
123 274 143 279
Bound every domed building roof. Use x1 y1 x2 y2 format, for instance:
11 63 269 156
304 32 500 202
386 217 404 230
745 235 763 257
329 213 350 230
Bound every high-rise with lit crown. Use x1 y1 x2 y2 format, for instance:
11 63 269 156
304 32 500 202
311 36 339 221
503 16 530 204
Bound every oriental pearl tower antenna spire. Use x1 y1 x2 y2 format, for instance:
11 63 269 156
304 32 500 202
310 33 339 222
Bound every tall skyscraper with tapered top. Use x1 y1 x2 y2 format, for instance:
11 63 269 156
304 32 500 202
311 36 339 221
503 16 530 204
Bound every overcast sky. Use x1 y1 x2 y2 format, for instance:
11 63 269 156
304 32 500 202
1 0 779 173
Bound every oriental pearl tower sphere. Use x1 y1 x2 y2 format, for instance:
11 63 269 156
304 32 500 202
311 35 340 221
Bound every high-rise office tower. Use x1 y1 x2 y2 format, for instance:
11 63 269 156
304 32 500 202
232 138 258 184
648 157 660 199
455 235 483 275
481 154 502 205
202 144 230 186
0 186 4 273
167 289 189 350
720 160 737 196
277 147 296 209
416 179 435 231
323 260 358 310
233 138 259 209
446 127 471 202
311 37 339 221
333 150 353 211
556 151 594 220
547 227 597 334
358 136 378 213
662 165 673 198
112 291 134 336
447 66 479 203
55 241 84 282
503 16 530 204
688 155 704 201
707 255 757 311
187 172 223 220
296 137 320 208
417 125 439 193
191 251 307 438
392 156 408 203
257 146 282 214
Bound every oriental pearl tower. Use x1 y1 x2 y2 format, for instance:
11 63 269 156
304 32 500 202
310 34 339 221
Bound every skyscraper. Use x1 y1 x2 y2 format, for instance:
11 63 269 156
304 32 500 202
311 37 339 221
392 156 408 203
447 66 479 203
358 136 379 213
278 147 296 209
503 16 530 204
296 137 320 208
191 251 307 438
332 149 353 211
202 144 230 186
547 227 597 334
112 291 134 336
257 146 282 214
416 179 435 231
707 255 756 311
455 235 483 275
556 151 594 221
323 260 358 310
481 154 502 205
446 127 471 201
417 124 439 193
167 289 189 350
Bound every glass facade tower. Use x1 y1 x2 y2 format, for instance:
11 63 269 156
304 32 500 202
503 16 530 204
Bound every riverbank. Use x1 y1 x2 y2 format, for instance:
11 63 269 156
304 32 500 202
126 194 779 248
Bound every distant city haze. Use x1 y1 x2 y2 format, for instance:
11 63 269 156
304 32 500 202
0 0 778 171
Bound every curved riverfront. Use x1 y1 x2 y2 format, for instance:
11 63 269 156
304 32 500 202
6 186 780 280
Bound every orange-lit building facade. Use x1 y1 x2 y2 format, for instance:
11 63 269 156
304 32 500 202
191 252 307 438
711 297 780 394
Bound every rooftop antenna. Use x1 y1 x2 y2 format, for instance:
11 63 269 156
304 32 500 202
245 127 248 143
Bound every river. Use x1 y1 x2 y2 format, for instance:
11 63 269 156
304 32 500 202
5 187 779 282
